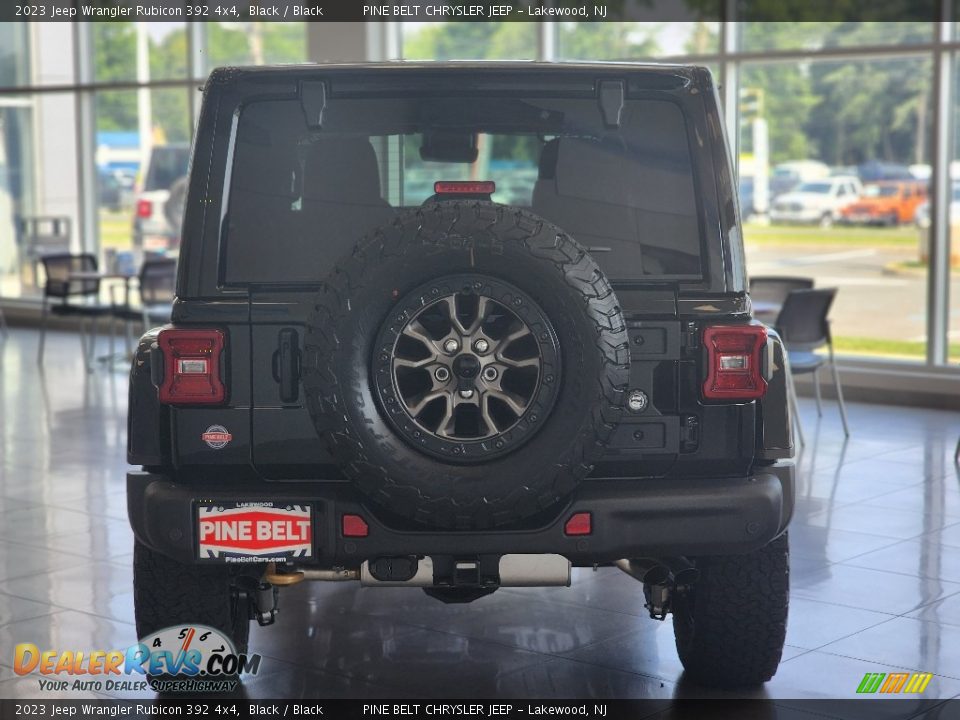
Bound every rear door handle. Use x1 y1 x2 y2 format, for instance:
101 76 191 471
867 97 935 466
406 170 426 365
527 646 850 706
272 328 300 403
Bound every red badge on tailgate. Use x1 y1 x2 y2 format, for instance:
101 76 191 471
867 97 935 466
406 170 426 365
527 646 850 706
198 503 312 561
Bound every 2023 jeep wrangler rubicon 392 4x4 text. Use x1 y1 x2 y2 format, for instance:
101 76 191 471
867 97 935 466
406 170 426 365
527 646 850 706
127 63 795 689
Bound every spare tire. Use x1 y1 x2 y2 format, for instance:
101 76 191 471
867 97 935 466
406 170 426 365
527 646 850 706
302 202 629 529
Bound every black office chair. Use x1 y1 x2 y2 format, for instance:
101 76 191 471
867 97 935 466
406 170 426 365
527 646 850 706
776 287 849 441
112 258 176 326
111 257 177 353
750 276 815 304
749 276 814 322
38 253 111 370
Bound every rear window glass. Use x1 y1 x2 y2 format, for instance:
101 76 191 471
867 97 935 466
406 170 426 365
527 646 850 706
223 93 702 284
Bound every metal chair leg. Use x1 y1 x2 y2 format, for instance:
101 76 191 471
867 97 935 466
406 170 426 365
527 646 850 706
828 343 849 437
813 367 823 417
87 315 99 372
78 317 91 372
37 300 50 364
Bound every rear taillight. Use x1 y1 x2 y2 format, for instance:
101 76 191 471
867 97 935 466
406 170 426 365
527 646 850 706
157 329 225 405
136 199 153 219
702 325 768 401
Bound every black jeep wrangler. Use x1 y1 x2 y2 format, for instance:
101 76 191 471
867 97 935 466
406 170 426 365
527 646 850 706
127 62 795 689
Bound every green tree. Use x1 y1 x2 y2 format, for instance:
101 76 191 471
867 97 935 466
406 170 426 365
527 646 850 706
403 22 536 60
151 27 190 143
93 23 136 133
740 63 818 164
558 23 661 59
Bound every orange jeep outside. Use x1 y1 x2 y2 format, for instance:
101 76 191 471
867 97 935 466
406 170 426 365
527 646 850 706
839 180 928 226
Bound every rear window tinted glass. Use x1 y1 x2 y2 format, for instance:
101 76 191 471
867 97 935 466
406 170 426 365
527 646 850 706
223 93 702 284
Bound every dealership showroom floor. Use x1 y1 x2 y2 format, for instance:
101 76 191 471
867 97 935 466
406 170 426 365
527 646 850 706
1 328 960 711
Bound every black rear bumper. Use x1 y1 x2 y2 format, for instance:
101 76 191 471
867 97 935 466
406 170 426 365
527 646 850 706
127 463 794 566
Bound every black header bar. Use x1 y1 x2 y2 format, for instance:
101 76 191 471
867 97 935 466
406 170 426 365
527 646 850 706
0 699 955 719
1 0 943 23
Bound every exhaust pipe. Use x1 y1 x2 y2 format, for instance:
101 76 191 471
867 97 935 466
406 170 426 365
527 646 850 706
263 562 360 586
615 557 699 621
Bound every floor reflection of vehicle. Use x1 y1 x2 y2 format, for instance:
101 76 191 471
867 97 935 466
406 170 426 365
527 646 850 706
839 180 928 226
132 143 190 252
770 176 862 227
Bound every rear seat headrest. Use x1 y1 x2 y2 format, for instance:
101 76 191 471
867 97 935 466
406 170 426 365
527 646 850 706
302 137 383 204
538 138 561 181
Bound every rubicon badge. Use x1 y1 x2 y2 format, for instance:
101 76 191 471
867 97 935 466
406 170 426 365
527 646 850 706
202 425 232 449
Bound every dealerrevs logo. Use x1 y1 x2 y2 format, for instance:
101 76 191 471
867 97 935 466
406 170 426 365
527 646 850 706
14 624 261 693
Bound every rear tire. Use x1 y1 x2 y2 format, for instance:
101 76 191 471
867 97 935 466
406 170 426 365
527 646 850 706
672 533 789 688
133 540 252 657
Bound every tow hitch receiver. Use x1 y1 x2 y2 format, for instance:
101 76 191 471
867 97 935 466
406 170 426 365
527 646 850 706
616 558 700 620
253 581 278 626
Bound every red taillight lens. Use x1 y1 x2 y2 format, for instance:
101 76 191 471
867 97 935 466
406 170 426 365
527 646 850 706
157 329 225 405
342 514 369 538
434 180 496 195
702 325 768 401
136 199 153 218
564 512 592 536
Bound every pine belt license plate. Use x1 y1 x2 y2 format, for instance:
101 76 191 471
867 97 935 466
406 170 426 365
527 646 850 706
196 502 313 563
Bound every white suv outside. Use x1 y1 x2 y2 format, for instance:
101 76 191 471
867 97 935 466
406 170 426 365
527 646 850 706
131 144 190 252
770 175 862 227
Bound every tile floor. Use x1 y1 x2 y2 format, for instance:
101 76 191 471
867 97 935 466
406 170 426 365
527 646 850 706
2 328 960 712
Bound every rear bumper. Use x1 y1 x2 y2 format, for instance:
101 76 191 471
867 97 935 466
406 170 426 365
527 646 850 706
127 462 795 566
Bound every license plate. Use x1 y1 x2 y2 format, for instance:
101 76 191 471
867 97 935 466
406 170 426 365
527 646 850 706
197 502 313 562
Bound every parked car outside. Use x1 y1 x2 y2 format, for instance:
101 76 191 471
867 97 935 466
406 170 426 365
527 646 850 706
914 183 960 228
838 180 928 226
769 160 830 199
856 160 915 183
97 169 125 212
131 143 190 252
770 175 863 227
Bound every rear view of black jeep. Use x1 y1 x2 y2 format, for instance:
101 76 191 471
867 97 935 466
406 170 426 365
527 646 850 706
127 63 795 689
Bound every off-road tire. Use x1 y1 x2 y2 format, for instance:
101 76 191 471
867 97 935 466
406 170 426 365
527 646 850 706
302 201 629 530
672 533 789 688
133 540 252 663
